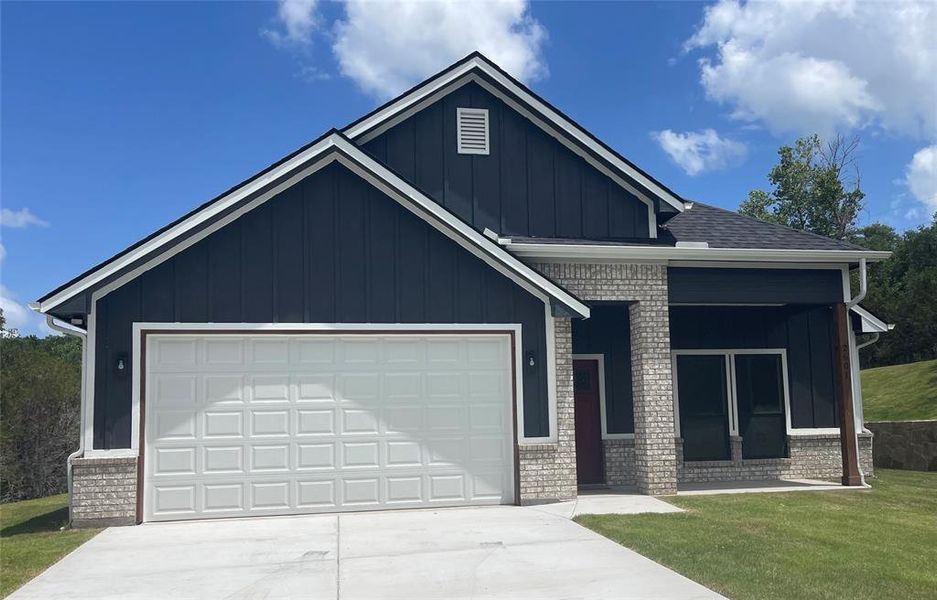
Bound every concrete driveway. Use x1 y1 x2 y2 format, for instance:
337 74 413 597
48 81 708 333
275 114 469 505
12 505 723 599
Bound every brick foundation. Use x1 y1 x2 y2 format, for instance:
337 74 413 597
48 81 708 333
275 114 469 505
70 456 137 527
603 434 873 485
675 433 874 483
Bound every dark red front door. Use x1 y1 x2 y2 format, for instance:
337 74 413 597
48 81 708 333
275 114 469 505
573 359 604 485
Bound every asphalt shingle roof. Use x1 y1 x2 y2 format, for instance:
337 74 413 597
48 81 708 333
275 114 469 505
662 202 871 251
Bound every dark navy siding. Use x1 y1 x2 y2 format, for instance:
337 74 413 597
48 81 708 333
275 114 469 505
668 268 842 305
571 305 635 434
364 81 650 241
93 162 550 449
670 305 839 429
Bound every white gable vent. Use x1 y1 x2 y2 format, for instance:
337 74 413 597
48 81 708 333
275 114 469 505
457 108 490 155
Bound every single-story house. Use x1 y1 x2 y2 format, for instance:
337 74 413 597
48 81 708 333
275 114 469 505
33 53 892 527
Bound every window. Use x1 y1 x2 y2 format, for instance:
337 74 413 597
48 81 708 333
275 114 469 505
675 354 731 461
456 108 489 155
673 350 790 461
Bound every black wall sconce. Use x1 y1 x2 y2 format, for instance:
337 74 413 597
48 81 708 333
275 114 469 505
525 351 536 369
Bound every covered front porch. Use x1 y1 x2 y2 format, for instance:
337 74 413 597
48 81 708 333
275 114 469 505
532 262 877 497
568 301 873 492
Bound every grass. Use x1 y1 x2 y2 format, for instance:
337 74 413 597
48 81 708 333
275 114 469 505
576 470 937 600
861 358 937 422
0 494 100 598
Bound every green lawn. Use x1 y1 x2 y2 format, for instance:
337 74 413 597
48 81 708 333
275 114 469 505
576 470 937 600
0 494 100 598
861 358 937 422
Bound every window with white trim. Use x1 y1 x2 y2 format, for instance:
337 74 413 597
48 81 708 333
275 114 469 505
673 350 790 461
456 108 489 155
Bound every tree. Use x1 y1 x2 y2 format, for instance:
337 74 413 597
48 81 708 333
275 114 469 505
0 331 82 501
859 214 937 367
740 134 865 240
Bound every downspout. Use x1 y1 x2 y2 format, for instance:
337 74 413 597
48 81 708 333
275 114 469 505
857 332 879 350
847 258 867 308
844 257 869 484
46 316 87 524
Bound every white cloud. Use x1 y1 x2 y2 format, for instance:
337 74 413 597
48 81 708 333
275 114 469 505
332 0 547 98
261 0 320 47
0 285 48 337
685 0 937 138
0 208 49 228
652 129 747 176
0 242 6 263
905 144 937 213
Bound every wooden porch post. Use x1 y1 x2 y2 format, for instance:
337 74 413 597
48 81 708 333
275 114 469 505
832 303 862 486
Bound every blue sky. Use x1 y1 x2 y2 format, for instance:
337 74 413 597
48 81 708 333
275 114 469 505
2 1 935 335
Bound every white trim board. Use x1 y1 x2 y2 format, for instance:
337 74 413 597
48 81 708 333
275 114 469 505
509 242 891 264
33 133 589 319
573 354 634 441
343 54 686 214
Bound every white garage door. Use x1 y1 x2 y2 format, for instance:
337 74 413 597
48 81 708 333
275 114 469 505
143 332 516 522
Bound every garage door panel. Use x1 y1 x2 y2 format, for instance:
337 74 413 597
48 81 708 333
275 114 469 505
296 442 335 470
251 375 290 402
154 410 198 440
203 483 244 513
203 446 244 473
296 374 336 402
205 375 246 404
145 333 514 522
383 405 423 434
152 375 198 408
203 410 244 438
295 408 335 435
205 338 244 365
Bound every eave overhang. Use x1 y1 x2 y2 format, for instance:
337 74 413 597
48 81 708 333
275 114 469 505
505 242 892 265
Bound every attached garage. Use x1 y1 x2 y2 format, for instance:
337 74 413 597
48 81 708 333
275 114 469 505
36 132 589 526
143 329 518 522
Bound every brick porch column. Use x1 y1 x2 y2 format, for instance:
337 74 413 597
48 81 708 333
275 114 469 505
629 301 678 495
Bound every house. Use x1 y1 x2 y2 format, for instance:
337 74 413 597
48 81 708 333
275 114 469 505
32 53 891 527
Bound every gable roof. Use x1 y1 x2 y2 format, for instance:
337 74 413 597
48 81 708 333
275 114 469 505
33 132 590 318
341 52 687 215
663 202 874 251
851 305 894 333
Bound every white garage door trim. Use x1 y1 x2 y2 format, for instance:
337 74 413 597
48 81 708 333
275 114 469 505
134 323 522 523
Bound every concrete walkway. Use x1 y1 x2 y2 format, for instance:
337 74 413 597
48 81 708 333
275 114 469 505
11 505 722 600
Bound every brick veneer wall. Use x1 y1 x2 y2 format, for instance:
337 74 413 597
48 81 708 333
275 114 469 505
676 433 874 483
518 318 578 504
535 263 678 495
603 438 636 486
71 456 137 527
604 434 873 485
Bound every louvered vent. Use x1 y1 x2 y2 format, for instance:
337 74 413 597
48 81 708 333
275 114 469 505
456 108 490 155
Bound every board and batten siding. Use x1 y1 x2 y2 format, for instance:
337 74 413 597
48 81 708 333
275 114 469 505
92 162 550 449
668 268 843 305
669 305 840 430
363 81 651 241
572 304 635 434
